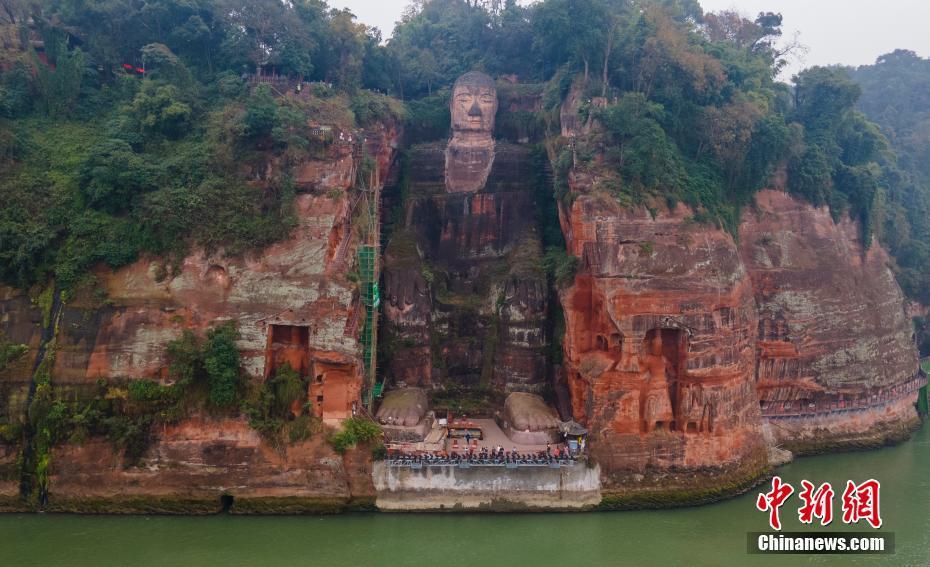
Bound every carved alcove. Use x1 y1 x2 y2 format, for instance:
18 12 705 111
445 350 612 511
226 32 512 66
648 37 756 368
639 328 688 433
266 324 311 379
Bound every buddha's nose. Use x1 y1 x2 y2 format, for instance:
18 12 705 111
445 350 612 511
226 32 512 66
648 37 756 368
468 100 483 117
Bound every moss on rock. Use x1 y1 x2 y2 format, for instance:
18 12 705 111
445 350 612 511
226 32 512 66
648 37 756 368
598 460 771 511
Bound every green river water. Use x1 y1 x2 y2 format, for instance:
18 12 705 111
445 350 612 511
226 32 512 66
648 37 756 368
1 423 927 567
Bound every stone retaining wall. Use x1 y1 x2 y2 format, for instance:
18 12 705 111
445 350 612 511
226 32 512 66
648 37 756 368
372 461 601 511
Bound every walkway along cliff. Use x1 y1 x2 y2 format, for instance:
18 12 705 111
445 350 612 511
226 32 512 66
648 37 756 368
0 73 925 513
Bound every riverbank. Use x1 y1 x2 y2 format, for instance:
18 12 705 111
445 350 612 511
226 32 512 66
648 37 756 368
0 422 926 566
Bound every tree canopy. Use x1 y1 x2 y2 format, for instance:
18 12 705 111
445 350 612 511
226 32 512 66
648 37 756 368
852 50 930 303
1 0 928 304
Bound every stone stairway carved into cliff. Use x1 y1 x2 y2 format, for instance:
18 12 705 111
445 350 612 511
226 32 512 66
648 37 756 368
329 190 365 273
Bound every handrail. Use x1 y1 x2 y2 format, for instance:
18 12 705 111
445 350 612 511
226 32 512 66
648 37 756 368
385 458 579 469
761 374 927 418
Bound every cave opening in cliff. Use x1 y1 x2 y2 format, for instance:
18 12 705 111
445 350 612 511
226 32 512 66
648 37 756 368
265 324 311 379
641 328 688 433
220 494 234 513
309 358 358 420
760 311 789 341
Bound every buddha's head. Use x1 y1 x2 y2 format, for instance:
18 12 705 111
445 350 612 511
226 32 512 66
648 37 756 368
649 333 664 356
450 71 497 136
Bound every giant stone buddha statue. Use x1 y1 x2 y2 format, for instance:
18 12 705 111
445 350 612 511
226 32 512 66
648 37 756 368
382 71 551 401
445 71 498 193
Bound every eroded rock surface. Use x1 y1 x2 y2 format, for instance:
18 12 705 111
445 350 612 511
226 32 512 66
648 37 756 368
558 189 768 493
46 418 374 513
738 189 921 451
383 142 549 393
0 121 399 510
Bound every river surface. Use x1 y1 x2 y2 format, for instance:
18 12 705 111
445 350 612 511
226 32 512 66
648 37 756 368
1 423 927 567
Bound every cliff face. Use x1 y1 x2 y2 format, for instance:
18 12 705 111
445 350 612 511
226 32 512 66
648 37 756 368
382 142 549 394
59 122 397 406
0 121 399 511
556 181 922 494
46 418 375 513
1 113 924 512
738 189 921 452
558 184 769 496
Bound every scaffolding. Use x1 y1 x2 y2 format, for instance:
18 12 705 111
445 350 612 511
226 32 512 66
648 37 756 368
356 145 382 410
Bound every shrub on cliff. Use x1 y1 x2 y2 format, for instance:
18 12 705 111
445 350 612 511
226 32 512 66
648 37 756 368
327 417 382 454
164 322 242 409
0 332 28 371
543 247 578 288
241 363 317 445
203 323 242 408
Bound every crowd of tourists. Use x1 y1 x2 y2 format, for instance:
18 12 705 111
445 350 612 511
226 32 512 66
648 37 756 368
386 444 578 468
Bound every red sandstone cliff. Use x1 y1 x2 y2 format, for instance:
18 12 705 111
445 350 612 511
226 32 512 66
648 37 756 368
555 178 923 498
46 418 374 513
739 189 922 452
557 180 769 498
1 111 924 512
0 120 399 511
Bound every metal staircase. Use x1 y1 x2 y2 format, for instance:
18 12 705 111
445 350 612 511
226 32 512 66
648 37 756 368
356 161 382 411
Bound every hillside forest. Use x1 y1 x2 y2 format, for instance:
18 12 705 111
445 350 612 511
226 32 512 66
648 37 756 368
0 0 928 338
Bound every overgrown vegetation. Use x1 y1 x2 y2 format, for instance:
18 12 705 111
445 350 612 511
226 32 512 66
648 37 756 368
3 3 930 497
2 0 927 300
430 384 504 415
0 331 28 371
387 0 930 302
327 417 382 454
14 316 341 504
242 363 320 446
0 1 405 292
915 317 930 358
851 51 930 304
165 323 243 408
20 321 244 483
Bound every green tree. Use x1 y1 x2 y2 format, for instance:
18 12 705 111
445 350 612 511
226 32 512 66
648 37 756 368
203 323 241 407
217 0 316 77
33 34 84 116
531 0 613 82
80 139 153 212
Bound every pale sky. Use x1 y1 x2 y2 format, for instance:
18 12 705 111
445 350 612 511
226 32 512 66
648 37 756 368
329 0 930 79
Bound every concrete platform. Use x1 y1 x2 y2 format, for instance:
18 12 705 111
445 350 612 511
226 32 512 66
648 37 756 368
444 418 561 453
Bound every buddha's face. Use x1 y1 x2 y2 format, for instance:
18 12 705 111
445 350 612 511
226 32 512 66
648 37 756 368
451 81 497 135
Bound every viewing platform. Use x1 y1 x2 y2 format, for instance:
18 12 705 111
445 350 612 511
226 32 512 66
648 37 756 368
761 374 926 419
385 454 580 469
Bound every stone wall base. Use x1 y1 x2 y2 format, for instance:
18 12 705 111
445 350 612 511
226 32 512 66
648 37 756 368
766 394 921 455
373 462 602 511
